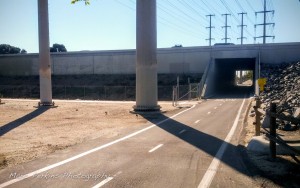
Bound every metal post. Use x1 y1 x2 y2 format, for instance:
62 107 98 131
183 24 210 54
188 77 191 100
64 86 66 99
124 86 127 100
255 97 261 136
270 102 277 158
172 86 176 106
239 70 243 84
177 76 179 100
83 86 86 99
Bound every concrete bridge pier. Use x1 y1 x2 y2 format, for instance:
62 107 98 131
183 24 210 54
134 0 160 111
38 0 53 105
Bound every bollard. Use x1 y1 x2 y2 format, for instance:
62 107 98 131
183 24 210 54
270 102 277 158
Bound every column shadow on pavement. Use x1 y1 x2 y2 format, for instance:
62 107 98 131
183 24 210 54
138 110 298 187
0 107 50 136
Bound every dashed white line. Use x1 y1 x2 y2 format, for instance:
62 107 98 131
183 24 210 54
207 111 211 115
198 98 246 188
195 120 200 124
179 129 187 134
214 107 218 110
0 105 196 188
219 104 222 106
92 177 114 188
149 144 164 153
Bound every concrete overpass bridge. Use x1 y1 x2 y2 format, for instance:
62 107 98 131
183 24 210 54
1 42 300 99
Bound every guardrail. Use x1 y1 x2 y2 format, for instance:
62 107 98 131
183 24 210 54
254 97 300 159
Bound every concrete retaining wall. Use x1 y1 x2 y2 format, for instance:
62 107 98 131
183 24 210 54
0 42 300 76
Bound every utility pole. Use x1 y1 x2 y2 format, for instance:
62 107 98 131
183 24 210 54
254 0 275 44
206 14 215 46
222 13 231 44
237 12 247 45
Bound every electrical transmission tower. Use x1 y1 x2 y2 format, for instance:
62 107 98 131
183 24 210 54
254 0 275 44
222 14 231 44
237 12 247 45
206 14 215 46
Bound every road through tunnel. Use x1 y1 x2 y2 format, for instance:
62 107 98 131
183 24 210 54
205 58 256 98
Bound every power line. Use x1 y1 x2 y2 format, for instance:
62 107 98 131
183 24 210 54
219 0 240 24
164 0 202 25
116 0 204 42
235 0 245 12
245 0 256 13
176 0 208 22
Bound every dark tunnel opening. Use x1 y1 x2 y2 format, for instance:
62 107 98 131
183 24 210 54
212 58 256 98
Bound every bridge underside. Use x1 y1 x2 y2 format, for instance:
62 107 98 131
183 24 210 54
204 58 256 98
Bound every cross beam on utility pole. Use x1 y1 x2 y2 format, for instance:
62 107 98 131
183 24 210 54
254 0 275 44
206 14 215 46
237 12 247 45
222 13 231 44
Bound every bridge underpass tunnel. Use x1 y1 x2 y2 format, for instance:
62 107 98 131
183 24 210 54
213 58 256 97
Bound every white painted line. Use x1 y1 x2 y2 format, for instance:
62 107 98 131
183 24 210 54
219 104 222 106
179 129 186 134
198 98 245 188
0 105 196 188
195 120 200 124
149 144 164 153
92 177 114 188
207 111 211 115
214 107 218 110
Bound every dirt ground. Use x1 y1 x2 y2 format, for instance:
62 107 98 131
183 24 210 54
244 99 300 187
0 99 180 170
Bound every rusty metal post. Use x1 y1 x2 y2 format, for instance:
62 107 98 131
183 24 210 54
270 102 277 158
255 97 261 136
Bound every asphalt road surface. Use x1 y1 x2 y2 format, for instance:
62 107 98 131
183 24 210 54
0 98 257 188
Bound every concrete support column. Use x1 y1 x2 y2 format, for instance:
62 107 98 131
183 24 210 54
134 0 160 111
38 0 52 105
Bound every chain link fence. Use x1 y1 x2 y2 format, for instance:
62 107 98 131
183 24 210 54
0 85 193 101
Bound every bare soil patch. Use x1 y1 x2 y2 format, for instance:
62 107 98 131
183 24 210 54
0 99 179 170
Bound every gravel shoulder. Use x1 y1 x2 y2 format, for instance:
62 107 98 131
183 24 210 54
0 99 181 170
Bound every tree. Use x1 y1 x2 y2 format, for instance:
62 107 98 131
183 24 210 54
50 43 67 52
0 44 24 54
71 0 90 5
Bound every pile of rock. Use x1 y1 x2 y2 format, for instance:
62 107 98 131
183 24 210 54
260 61 300 129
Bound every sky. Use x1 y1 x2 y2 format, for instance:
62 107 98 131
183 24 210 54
0 0 300 53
